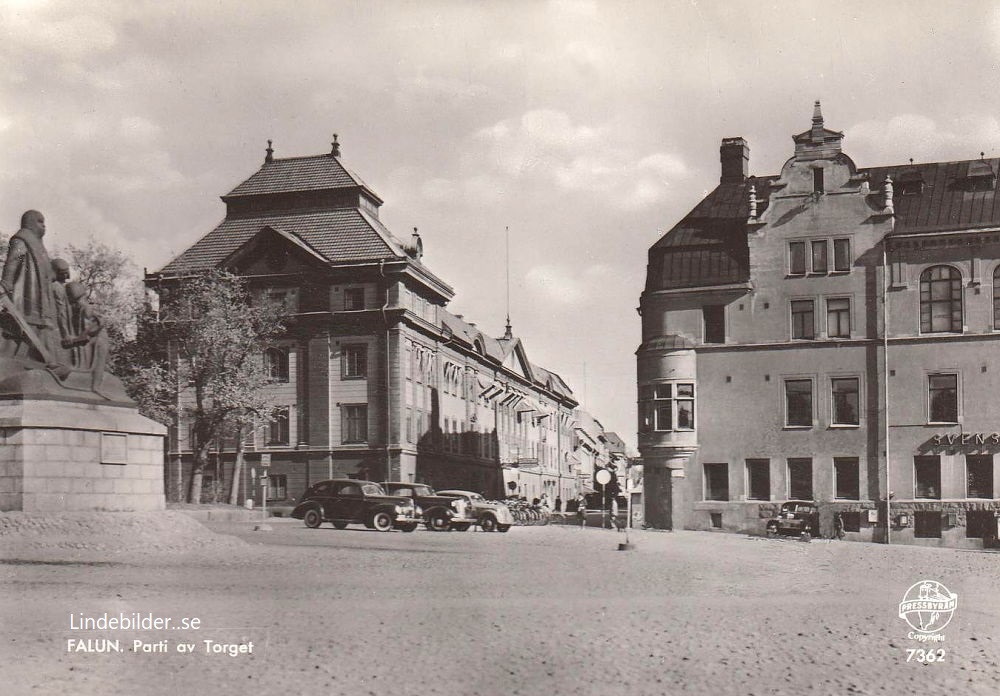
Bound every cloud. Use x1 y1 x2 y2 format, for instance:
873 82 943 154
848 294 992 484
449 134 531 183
523 263 613 305
473 109 687 209
847 113 1000 163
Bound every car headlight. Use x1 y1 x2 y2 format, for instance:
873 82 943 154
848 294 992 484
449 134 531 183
394 505 404 515
414 505 423 516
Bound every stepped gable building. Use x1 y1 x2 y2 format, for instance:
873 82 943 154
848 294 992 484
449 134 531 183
151 137 588 504
639 102 1000 548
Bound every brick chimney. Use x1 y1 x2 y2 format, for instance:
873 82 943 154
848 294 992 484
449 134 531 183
720 137 749 184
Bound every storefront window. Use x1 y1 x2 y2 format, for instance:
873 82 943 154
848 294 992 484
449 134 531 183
834 457 860 500
746 459 770 501
704 463 729 501
914 455 941 499
787 458 813 500
967 455 993 499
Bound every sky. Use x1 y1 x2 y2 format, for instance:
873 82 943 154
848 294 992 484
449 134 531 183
4 0 1000 450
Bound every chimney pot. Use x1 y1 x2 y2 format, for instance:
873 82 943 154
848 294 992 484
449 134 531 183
720 137 749 184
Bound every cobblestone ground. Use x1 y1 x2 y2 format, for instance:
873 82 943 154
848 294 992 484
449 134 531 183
2 518 999 696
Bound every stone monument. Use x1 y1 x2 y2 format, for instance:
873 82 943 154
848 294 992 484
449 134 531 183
0 210 166 512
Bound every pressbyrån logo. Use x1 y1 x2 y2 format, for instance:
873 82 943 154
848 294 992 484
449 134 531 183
898 580 958 633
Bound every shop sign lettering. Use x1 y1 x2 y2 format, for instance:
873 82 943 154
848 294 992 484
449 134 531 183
931 433 1000 446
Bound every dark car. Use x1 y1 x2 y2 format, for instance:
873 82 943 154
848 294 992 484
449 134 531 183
381 482 478 531
765 501 819 539
291 479 421 532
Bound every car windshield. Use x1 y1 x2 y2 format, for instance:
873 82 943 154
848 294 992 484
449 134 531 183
469 493 484 502
412 485 433 496
362 483 384 496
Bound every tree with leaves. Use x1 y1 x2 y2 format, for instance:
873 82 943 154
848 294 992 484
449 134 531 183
160 270 284 503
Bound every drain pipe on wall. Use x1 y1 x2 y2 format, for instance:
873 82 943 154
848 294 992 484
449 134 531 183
882 242 891 545
380 259 392 483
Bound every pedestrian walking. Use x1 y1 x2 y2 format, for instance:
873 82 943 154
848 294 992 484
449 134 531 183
833 512 845 540
576 493 587 528
611 497 623 533
554 496 562 512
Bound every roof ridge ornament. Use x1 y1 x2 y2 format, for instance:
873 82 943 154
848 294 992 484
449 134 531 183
748 183 758 220
331 133 340 157
811 100 824 143
883 175 894 215
265 139 274 164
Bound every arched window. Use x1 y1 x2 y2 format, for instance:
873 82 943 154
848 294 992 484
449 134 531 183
919 265 963 333
994 266 1000 330
265 347 289 382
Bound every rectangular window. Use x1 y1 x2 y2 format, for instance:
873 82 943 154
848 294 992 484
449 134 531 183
703 305 725 344
842 512 861 533
928 373 958 423
811 240 828 273
813 168 824 194
342 404 368 444
676 383 695 429
834 457 860 500
966 510 995 538
746 459 770 501
833 238 851 272
826 297 851 338
914 455 941 499
791 300 815 339
343 287 365 311
914 511 942 539
789 241 806 275
704 463 729 501
268 407 290 446
787 458 813 500
785 379 813 427
343 345 368 379
831 377 860 426
265 347 290 383
267 474 288 500
967 455 993 499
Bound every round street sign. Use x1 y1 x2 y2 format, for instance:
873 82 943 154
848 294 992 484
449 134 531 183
595 469 612 485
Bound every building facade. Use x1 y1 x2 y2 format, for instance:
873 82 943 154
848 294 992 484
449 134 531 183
638 103 1000 548
151 138 604 506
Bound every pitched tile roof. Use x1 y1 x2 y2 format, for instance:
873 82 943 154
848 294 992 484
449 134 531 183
863 158 1000 236
652 154 1000 291
648 178 776 291
224 155 381 201
157 208 402 274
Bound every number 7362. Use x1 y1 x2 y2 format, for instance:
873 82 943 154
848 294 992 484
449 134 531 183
906 648 945 663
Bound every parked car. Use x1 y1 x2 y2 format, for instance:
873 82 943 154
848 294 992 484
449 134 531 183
765 500 819 539
291 479 421 532
436 490 514 532
381 482 478 531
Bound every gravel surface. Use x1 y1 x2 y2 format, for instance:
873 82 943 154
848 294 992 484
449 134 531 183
1 515 998 696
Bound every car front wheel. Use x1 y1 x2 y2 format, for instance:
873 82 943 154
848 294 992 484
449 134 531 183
765 526 777 538
371 512 394 532
480 515 497 532
427 512 450 531
303 509 323 529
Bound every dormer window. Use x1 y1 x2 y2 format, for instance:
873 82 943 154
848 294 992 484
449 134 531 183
967 160 995 192
897 169 923 196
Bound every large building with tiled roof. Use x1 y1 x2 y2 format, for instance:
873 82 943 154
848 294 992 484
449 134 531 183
638 102 1000 548
151 137 604 506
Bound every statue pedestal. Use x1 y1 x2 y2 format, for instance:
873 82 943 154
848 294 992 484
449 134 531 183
0 399 166 512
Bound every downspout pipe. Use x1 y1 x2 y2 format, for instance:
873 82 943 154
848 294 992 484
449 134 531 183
380 259 391 483
882 242 891 545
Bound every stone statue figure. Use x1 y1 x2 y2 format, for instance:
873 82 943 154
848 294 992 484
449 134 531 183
0 210 125 402
0 210 60 363
50 258 73 365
